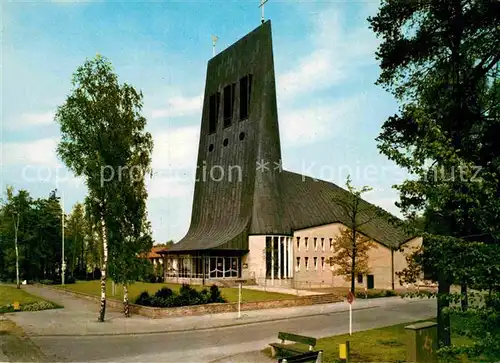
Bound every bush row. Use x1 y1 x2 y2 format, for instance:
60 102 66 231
354 289 398 299
0 300 60 313
134 284 226 308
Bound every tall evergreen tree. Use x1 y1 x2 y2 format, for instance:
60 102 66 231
369 0 500 347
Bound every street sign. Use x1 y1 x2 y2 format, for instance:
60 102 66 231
347 291 354 336
347 291 354 304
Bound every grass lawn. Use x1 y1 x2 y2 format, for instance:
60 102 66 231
59 280 295 303
0 285 61 313
0 318 55 362
263 316 480 362
0 285 45 307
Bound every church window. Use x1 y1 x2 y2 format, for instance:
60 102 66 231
314 237 317 251
314 257 318 270
357 273 363 283
296 257 300 271
208 143 214 152
239 132 245 141
296 237 300 251
239 74 252 120
305 237 308 251
223 83 235 127
208 92 220 134
223 138 229 147
305 257 309 270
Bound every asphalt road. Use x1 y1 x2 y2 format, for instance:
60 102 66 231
32 299 435 362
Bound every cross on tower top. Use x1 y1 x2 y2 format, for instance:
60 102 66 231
258 0 269 24
211 35 219 57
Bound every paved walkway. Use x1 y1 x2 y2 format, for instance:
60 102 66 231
8 285 427 337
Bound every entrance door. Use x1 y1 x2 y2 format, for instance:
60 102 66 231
367 274 374 289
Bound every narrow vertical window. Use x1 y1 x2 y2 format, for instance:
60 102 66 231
314 237 317 251
321 257 325 270
321 238 325 252
209 92 220 134
314 257 318 270
223 83 235 128
305 257 309 270
305 237 309 251
296 257 300 271
239 74 252 120
296 236 300 251
329 238 333 251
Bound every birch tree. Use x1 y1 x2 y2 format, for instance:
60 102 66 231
56 54 153 321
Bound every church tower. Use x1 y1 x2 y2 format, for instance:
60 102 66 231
170 20 291 253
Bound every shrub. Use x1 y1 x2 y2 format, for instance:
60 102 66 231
382 290 397 297
209 284 226 303
135 291 151 306
21 301 58 311
155 287 173 299
133 284 227 308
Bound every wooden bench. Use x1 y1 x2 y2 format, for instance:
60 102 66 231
270 332 322 363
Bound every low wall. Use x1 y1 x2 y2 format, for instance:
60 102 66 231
51 287 340 319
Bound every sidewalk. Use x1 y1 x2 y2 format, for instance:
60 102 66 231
8 285 422 337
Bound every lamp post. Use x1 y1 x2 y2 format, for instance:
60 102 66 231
61 193 65 286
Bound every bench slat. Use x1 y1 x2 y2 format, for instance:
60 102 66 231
278 332 316 347
280 351 322 363
269 343 305 354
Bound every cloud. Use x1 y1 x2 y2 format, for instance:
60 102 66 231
276 4 379 146
280 93 367 146
151 94 203 119
6 111 55 130
147 125 199 200
1 137 60 167
146 176 194 199
151 125 199 170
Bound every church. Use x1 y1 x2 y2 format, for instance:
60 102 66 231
159 21 422 290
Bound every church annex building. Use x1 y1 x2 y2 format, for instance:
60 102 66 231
159 21 422 290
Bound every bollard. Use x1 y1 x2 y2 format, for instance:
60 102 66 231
405 321 438 363
339 341 350 363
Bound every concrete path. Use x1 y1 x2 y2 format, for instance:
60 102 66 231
8 284 416 336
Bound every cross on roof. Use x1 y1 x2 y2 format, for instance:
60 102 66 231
258 0 269 24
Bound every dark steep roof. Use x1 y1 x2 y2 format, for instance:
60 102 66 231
280 170 413 249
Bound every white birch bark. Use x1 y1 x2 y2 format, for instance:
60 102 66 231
98 215 108 322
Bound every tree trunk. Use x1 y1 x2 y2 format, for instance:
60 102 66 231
14 214 20 289
123 284 130 317
437 274 451 347
350 230 356 293
461 282 468 311
391 249 395 290
98 216 108 322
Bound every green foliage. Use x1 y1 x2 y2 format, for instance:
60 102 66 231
154 287 173 299
55 54 154 318
135 291 151 306
0 187 72 282
369 0 500 350
133 284 227 308
21 301 60 312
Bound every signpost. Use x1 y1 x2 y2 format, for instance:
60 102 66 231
235 279 247 319
347 291 354 336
